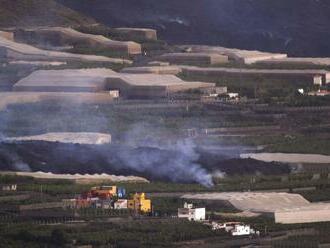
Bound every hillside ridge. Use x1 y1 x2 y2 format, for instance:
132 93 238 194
0 0 95 28
57 0 330 57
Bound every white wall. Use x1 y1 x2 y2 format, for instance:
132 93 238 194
193 208 206 221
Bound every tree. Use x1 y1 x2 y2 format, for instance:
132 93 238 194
50 229 69 246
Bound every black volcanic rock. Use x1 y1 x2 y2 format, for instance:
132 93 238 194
57 0 330 57
0 141 290 183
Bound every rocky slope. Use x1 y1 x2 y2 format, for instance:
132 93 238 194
58 0 330 57
0 0 95 27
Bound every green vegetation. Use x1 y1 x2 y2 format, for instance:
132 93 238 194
44 60 127 72
0 220 222 247
151 197 184 215
285 94 330 107
0 99 283 137
3 173 330 246
225 134 330 156
4 172 330 198
300 189 330 202
179 72 320 104
202 132 330 156
18 181 208 197
266 135 330 155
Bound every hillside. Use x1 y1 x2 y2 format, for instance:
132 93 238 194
58 0 330 57
0 0 95 27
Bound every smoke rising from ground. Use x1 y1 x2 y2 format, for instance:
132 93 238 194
114 123 214 187
0 99 216 186
0 97 290 186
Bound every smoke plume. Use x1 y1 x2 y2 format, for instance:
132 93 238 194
0 99 215 187
113 123 214 187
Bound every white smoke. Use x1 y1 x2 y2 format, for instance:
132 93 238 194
0 100 216 186
115 122 214 187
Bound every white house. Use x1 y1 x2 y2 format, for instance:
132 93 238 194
228 92 239 99
114 199 128 209
209 222 258 236
109 90 120 98
178 202 206 221
231 224 253 236
1 184 17 191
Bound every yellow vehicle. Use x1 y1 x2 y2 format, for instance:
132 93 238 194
128 193 151 213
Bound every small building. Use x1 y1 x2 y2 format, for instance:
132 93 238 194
90 186 117 199
0 31 14 41
228 92 239 99
94 199 113 209
215 87 228 95
313 75 323 85
298 88 304 94
308 90 330 96
209 222 239 231
127 193 151 213
1 184 17 191
209 222 257 236
114 199 128 209
109 90 120 98
148 61 170 66
117 187 126 198
202 86 228 99
231 224 253 236
178 202 206 221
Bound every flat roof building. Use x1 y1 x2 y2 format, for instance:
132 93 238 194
179 45 288 64
6 132 112 145
15 27 142 55
114 28 157 41
13 68 215 98
121 66 182 75
182 192 330 224
106 73 215 98
114 199 128 209
182 67 330 85
157 53 229 66
0 35 131 64
178 202 206 221
0 92 114 111
275 204 330 224
128 193 151 213
148 61 170 66
13 68 117 92
257 57 330 67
